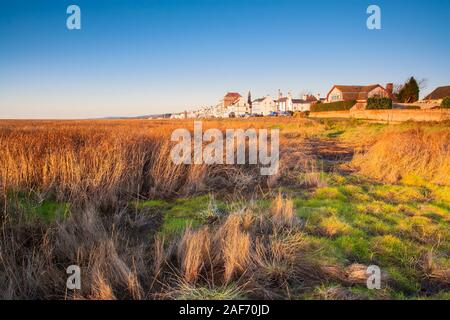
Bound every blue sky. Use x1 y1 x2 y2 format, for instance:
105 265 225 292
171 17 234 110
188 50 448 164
0 0 449 119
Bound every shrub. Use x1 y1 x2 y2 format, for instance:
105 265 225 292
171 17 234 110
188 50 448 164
396 76 420 103
441 96 450 108
366 97 392 110
310 100 356 112
293 111 309 118
402 105 420 110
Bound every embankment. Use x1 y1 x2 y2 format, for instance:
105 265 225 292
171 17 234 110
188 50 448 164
309 109 450 122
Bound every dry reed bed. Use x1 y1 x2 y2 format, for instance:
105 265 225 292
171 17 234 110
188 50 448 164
0 119 318 207
0 194 372 299
0 119 448 299
352 128 450 186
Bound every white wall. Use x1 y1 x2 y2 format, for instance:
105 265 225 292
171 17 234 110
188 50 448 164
327 87 342 102
252 96 276 115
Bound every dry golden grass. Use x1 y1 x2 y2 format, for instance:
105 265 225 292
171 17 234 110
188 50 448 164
0 206 147 299
177 226 211 284
0 118 448 300
219 215 251 283
0 118 319 207
352 128 450 186
271 193 296 228
0 192 322 299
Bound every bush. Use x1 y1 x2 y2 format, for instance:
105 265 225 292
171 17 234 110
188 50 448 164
293 111 309 118
310 100 356 112
366 97 392 110
396 76 420 103
402 105 420 110
441 96 450 108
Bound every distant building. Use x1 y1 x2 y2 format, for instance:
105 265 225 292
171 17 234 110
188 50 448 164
223 92 242 108
276 97 292 112
273 90 290 112
326 84 392 103
252 95 276 115
275 92 318 112
170 113 185 119
292 94 318 112
228 96 250 116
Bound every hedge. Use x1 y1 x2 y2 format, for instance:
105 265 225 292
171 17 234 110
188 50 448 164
402 105 420 110
293 111 309 118
310 100 356 112
366 97 392 110
441 96 450 108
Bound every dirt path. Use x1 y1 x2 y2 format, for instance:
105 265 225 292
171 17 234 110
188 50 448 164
303 137 355 173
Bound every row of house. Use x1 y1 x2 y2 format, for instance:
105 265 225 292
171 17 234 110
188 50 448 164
221 83 396 116
325 83 450 109
221 91 322 117
170 84 450 119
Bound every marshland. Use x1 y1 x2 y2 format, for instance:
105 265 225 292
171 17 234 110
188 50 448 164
0 117 448 299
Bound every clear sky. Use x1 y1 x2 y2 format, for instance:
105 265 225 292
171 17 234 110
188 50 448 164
0 0 449 119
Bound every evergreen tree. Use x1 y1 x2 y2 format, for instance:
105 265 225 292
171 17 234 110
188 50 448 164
397 77 420 103
247 91 252 113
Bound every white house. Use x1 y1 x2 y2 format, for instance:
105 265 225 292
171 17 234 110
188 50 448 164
170 113 187 119
228 96 250 116
291 95 318 112
252 95 276 115
276 97 293 112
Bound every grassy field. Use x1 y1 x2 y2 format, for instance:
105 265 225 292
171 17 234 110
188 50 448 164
0 118 448 299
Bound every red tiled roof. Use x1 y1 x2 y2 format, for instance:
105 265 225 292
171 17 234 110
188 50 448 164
253 97 266 103
424 86 450 100
224 92 242 98
304 94 318 102
326 84 386 101
292 99 309 104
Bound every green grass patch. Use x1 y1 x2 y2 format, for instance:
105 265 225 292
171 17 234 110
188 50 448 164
385 267 421 294
175 283 247 300
370 235 420 266
334 235 371 262
136 195 229 236
23 199 70 222
368 185 429 204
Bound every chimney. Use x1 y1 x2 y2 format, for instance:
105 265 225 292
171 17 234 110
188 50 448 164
302 94 308 100
278 89 282 99
386 83 393 95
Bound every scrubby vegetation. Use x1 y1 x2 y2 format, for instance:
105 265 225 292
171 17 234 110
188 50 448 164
310 100 356 112
366 97 392 110
400 105 421 110
352 128 450 186
441 97 450 108
0 118 448 300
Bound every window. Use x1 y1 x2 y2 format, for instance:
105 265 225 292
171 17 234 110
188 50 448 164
331 93 341 102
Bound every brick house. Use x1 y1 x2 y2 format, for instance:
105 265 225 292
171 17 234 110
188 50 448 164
326 84 393 103
424 86 450 100
223 92 242 107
